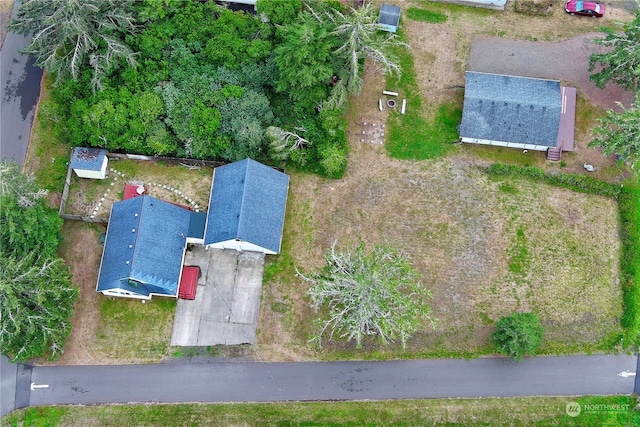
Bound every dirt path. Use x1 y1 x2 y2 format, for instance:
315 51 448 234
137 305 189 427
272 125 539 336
468 33 635 111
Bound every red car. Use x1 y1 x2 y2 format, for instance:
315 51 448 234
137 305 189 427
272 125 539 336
565 0 605 17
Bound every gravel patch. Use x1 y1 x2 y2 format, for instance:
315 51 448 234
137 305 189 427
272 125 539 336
468 33 635 111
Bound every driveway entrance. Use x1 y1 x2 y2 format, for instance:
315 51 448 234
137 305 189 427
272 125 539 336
171 247 265 346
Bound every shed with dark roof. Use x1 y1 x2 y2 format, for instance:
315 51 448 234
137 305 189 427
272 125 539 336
379 4 401 33
96 195 191 299
204 159 289 255
71 147 108 179
459 72 575 153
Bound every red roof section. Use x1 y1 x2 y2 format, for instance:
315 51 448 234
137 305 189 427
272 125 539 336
178 266 200 300
123 184 147 200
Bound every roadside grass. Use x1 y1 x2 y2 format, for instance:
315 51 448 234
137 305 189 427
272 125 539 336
4 396 638 426
385 36 462 159
23 74 69 193
94 298 176 362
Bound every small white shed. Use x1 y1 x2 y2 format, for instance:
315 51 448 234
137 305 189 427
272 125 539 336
71 147 108 179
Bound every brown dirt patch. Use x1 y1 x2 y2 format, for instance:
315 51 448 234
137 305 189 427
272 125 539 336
44 221 106 365
63 161 214 219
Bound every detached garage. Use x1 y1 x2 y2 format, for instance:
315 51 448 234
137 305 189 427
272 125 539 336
204 159 289 255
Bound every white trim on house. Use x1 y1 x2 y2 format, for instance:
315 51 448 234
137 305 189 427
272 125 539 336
460 137 551 152
207 239 277 255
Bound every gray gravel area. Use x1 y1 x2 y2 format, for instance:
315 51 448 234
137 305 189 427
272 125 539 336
468 33 635 111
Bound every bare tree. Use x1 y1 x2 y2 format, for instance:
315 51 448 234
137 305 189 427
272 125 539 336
299 242 434 349
0 161 47 208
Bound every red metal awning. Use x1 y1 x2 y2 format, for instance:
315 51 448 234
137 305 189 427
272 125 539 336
178 266 200 300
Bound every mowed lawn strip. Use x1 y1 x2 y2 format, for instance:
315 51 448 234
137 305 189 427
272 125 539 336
4 396 639 426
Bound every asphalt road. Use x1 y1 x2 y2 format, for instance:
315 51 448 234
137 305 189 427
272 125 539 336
13 354 637 408
0 0 43 166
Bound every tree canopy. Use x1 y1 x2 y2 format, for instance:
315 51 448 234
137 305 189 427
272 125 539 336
9 0 140 92
590 98 640 168
0 163 77 362
589 12 640 92
491 312 544 361
36 0 405 178
300 243 434 349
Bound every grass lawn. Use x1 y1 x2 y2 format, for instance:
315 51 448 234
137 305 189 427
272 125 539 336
63 158 213 219
259 155 623 360
3 396 638 426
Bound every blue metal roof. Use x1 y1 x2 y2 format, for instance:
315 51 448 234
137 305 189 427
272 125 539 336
97 196 190 296
459 72 561 147
204 159 289 253
188 211 207 239
70 147 106 171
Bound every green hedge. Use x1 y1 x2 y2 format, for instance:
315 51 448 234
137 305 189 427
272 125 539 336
486 163 621 197
486 163 640 347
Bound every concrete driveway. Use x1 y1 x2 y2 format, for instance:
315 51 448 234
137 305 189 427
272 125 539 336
171 247 265 346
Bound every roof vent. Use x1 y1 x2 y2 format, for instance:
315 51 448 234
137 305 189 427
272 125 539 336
132 228 136 233
135 213 139 217
129 244 133 248
126 260 130 264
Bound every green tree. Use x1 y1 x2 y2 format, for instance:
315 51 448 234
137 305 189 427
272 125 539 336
491 312 544 361
0 195 62 260
0 254 77 362
0 161 47 207
300 243 434 349
589 12 640 92
10 0 139 92
273 13 335 107
590 99 640 168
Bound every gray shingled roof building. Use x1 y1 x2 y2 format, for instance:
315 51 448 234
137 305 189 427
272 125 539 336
459 72 575 154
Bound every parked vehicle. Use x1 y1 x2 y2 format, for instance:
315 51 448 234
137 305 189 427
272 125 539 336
565 0 605 17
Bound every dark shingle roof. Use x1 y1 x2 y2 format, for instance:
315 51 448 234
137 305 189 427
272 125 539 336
97 196 190 296
379 4 401 32
70 147 106 171
204 159 289 253
459 72 561 147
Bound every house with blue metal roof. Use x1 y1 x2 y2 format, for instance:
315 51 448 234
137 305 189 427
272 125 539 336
71 147 108 179
459 72 576 160
204 159 289 255
96 196 191 299
96 159 289 300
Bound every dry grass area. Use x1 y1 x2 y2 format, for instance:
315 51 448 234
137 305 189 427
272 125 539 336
64 160 214 219
0 0 12 50
256 4 629 359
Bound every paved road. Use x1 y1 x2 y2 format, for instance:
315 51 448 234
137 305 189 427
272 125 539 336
3 354 634 409
0 0 43 166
